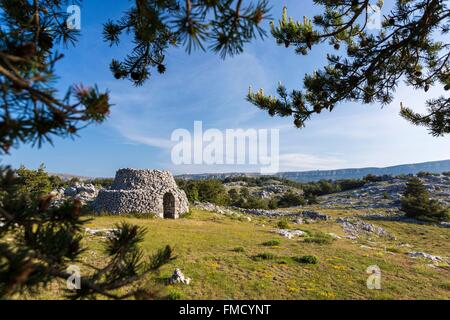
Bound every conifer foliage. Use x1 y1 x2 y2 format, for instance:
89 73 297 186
0 166 174 299
0 0 112 154
104 0 270 85
248 1 450 136
401 177 449 221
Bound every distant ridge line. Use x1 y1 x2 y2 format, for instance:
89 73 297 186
176 159 450 182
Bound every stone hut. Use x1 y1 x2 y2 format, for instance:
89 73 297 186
93 169 189 219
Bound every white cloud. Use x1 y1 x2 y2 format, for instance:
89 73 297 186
118 131 173 149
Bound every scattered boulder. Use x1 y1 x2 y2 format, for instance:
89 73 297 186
328 233 342 240
235 208 330 221
77 184 97 194
336 217 394 239
301 211 330 221
64 187 78 197
273 229 306 239
408 252 449 264
85 228 116 238
169 269 191 285
194 202 237 215
52 183 99 207
320 174 450 210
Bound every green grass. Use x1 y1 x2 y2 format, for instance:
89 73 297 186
262 240 281 247
14 207 450 300
252 252 278 261
293 255 319 265
277 219 290 229
303 231 334 245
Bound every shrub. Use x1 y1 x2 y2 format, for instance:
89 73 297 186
229 187 274 210
304 231 333 245
252 252 277 261
262 240 280 247
268 198 278 209
364 174 382 183
88 177 114 189
277 191 305 208
228 188 240 203
177 179 229 205
244 196 270 209
6 164 54 207
417 171 433 177
293 255 318 264
166 289 185 300
232 246 245 253
401 177 449 222
306 194 319 205
277 219 290 229
338 179 366 191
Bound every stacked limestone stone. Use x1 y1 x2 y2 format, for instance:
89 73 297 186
92 169 189 218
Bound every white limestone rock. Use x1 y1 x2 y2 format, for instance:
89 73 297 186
273 229 306 239
169 269 191 285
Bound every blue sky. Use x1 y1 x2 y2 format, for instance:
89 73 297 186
3 0 450 177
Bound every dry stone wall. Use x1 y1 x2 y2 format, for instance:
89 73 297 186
93 169 189 218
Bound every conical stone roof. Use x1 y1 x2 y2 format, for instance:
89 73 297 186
93 169 189 218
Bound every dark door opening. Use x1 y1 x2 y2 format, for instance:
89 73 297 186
163 192 176 219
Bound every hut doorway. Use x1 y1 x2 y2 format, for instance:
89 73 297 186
163 192 176 219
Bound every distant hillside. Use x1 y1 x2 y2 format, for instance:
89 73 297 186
50 173 94 181
176 159 450 182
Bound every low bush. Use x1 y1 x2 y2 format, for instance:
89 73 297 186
262 240 280 247
277 191 305 208
277 219 290 229
252 252 277 261
293 255 318 264
232 246 245 253
304 231 334 245
176 179 229 205
401 177 449 222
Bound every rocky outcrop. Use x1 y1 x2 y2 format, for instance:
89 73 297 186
408 252 450 264
51 183 99 207
235 208 330 221
85 227 116 238
321 175 450 210
92 169 189 218
336 217 395 239
194 202 237 215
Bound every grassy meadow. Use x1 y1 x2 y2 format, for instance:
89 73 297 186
17 207 450 300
